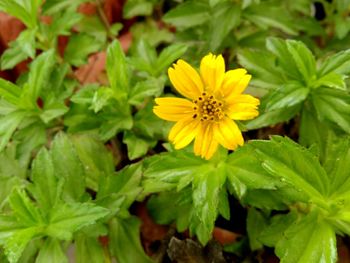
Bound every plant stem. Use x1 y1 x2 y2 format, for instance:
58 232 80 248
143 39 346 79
95 0 114 41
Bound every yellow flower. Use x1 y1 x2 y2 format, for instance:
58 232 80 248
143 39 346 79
153 53 260 160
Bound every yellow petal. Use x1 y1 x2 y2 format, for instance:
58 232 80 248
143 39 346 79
225 74 252 101
213 117 243 150
200 53 225 94
168 59 203 99
221 69 248 97
169 118 200 149
153 97 195 121
226 95 260 120
194 122 219 160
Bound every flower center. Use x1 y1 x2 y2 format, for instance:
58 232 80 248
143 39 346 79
192 92 224 122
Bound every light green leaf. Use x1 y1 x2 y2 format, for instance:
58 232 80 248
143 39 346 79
75 234 104 263
1 29 37 70
50 133 85 202
311 72 346 90
35 238 68 263
109 217 153 263
9 189 43 227
21 50 55 108
46 202 109 240
4 227 42 263
30 148 59 213
106 40 129 99
155 43 188 75
0 1 36 28
123 0 155 18
0 79 21 106
318 49 350 75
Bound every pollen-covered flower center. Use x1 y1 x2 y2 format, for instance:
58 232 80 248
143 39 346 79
192 92 224 121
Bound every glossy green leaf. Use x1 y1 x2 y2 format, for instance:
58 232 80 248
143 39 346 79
75 234 105 263
275 212 337 263
318 49 350 75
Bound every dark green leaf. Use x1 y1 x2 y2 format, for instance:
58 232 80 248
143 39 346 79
247 208 268 250
209 2 240 51
163 1 210 28
64 34 101 67
109 217 153 263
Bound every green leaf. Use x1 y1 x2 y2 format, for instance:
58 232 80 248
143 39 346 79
42 0 88 14
0 1 36 28
123 0 155 18
275 212 337 263
311 87 350 134
9 189 43 227
209 2 240 51
259 212 297 247
286 40 316 83
50 133 85 202
147 189 192 232
155 43 188 75
246 136 330 207
163 1 210 28
0 79 21 106
64 34 101 67
46 202 109 240
30 148 59 213
70 134 115 191
311 72 346 90
35 238 68 263
4 227 42 263
191 163 227 245
246 208 268 250
109 217 153 263
266 37 301 80
0 111 27 152
97 163 142 216
225 145 277 198
245 103 302 130
123 132 154 160
265 82 309 111
1 29 37 70
143 150 207 193
130 39 157 75
318 49 350 76
128 77 164 106
237 49 283 90
106 40 129 100
21 50 55 108
244 3 298 35
75 234 104 263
